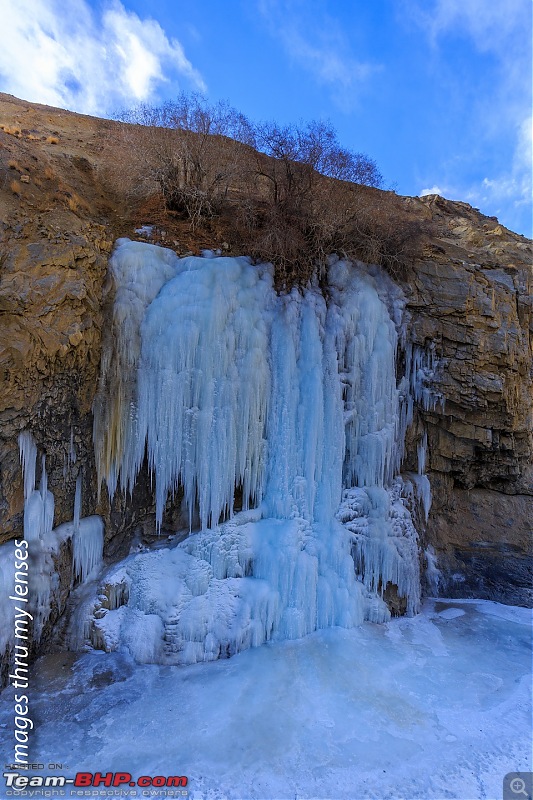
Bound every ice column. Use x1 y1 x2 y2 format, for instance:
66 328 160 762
19 434 54 542
71 475 104 582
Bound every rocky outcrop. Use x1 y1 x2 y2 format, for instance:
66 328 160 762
402 196 532 605
0 211 112 541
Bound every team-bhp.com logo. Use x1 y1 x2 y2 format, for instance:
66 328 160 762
3 772 188 790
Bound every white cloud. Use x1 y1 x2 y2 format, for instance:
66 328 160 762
0 0 205 116
419 186 443 197
257 0 380 108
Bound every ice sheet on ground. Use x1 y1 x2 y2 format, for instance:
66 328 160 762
1 599 530 800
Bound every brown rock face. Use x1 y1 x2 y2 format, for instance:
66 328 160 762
403 196 532 606
0 213 111 541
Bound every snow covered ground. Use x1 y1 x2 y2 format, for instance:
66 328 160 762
1 598 530 800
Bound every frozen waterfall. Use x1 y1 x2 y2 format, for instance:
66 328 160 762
87 239 421 665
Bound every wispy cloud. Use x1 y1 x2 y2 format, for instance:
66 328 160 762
417 121 532 234
407 0 532 235
465 115 532 224
257 0 380 108
0 0 205 116
408 0 529 52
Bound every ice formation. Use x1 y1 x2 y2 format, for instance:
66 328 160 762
71 475 104 582
7 432 105 648
14 601 531 800
399 344 439 525
425 545 442 595
0 542 15 653
405 342 443 414
85 240 428 665
404 428 432 524
19 434 55 544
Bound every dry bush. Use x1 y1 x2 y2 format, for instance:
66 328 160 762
113 95 254 228
111 94 425 287
226 119 388 285
43 166 55 180
66 192 89 214
0 125 22 137
46 136 59 145
10 179 21 195
335 190 428 281
237 178 428 287
53 181 89 214
67 195 80 212
8 159 19 170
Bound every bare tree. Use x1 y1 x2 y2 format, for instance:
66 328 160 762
109 94 416 287
114 94 253 227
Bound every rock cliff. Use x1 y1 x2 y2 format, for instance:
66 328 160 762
404 195 532 605
0 93 531 643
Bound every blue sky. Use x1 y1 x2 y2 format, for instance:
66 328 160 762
1 0 531 236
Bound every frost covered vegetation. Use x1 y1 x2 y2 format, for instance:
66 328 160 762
113 93 426 286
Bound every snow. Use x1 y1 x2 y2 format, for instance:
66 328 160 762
1 599 530 800
134 225 154 237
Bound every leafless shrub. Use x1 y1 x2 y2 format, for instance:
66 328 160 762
113 94 252 228
110 94 424 286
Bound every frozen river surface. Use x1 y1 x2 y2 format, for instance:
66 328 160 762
0 598 531 800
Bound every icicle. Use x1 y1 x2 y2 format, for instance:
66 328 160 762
71 473 103 582
425 545 441 595
69 428 77 464
19 437 54 542
73 517 104 583
73 474 82 533
39 455 54 537
411 430 432 522
18 431 37 501
404 342 444 413
417 430 427 475
15 436 56 640
93 239 184 500
0 542 16 654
